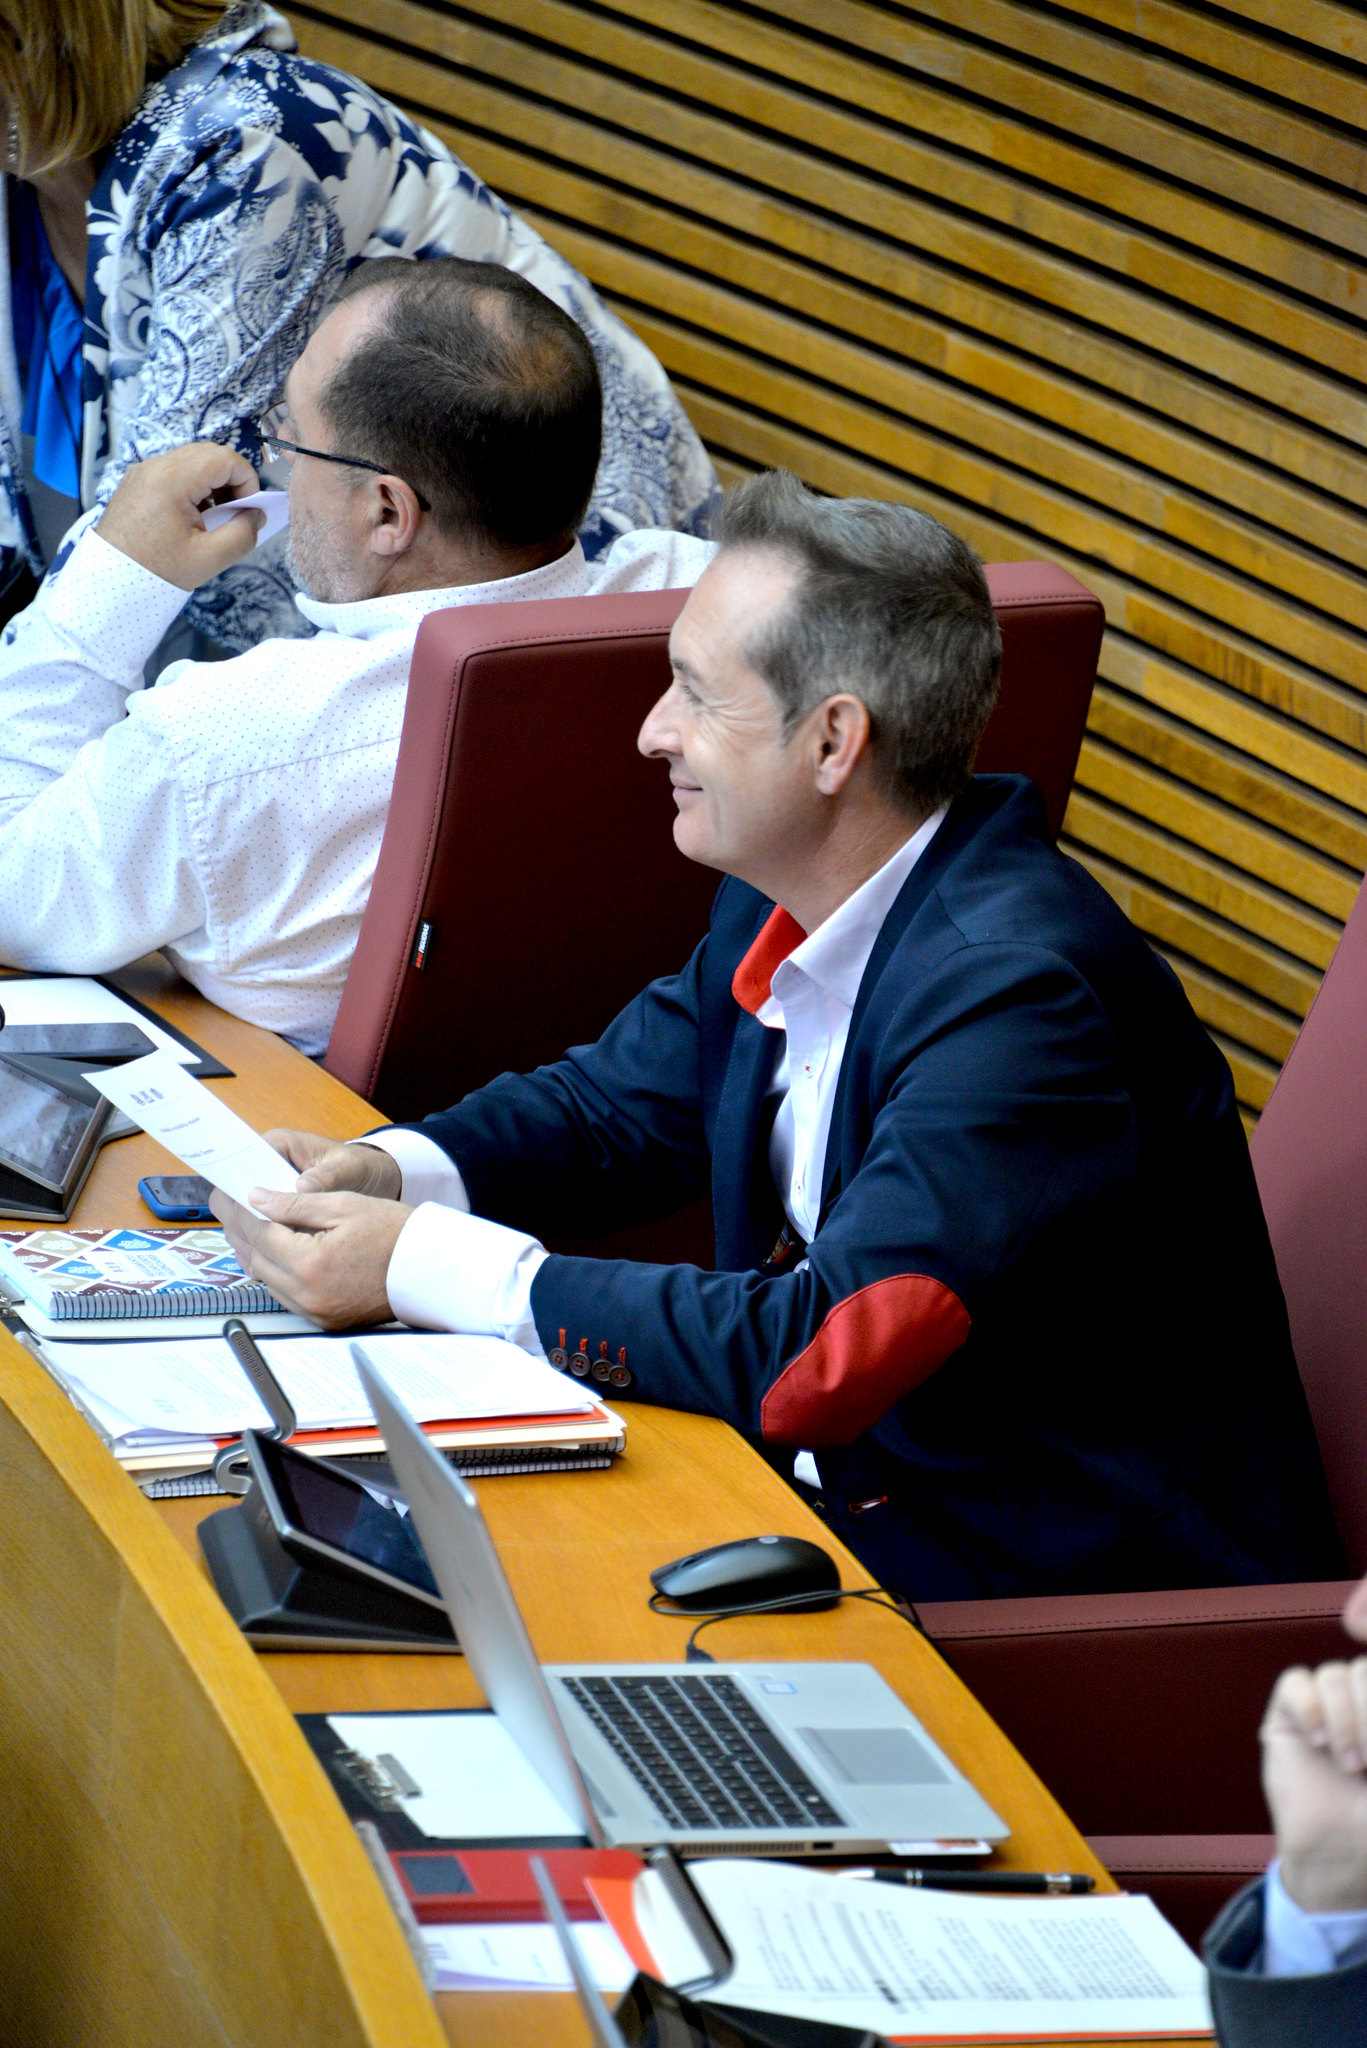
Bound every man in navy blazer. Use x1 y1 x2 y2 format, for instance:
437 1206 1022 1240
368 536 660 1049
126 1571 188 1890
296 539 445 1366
214 472 1338 1602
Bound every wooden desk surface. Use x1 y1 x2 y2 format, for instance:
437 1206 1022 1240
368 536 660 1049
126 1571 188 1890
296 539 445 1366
7 962 1205 2046
161 1409 1121 2048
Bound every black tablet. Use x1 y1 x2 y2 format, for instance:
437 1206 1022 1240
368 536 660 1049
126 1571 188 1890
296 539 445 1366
0 1053 110 1219
245 1432 445 1610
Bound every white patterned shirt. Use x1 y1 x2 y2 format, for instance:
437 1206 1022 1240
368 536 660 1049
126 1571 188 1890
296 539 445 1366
0 521 714 1053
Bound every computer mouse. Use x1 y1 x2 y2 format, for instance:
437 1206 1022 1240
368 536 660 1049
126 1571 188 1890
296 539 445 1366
650 1534 841 1611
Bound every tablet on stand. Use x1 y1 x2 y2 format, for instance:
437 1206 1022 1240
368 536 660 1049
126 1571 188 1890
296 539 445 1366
0 1054 111 1220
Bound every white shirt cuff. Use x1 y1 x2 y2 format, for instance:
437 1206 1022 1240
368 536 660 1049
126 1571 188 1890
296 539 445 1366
1262 1859 1367 1976
356 1129 470 1210
385 1200 549 1356
45 524 188 660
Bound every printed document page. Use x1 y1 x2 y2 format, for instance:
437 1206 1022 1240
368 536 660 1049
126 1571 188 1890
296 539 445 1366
42 1332 596 1445
84 1052 296 1213
646 1861 1213 2041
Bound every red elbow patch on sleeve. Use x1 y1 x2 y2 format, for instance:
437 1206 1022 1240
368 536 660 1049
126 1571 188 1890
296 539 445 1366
760 1274 970 1447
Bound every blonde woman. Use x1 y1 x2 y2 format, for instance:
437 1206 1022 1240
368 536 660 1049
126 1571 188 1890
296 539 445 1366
1 0 716 654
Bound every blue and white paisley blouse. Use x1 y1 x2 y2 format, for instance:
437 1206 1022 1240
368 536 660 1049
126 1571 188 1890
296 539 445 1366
0 1 718 650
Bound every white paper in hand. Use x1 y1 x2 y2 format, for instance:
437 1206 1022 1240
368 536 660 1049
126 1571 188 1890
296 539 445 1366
201 489 289 545
83 1051 297 1216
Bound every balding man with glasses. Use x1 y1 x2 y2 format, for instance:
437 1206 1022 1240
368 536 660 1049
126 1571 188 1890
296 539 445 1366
0 257 713 1051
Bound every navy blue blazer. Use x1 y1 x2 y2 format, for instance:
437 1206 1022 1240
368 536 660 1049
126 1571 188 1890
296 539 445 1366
402 777 1339 1600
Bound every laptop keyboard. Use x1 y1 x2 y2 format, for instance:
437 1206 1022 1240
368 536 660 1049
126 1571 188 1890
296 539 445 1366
560 1673 845 1832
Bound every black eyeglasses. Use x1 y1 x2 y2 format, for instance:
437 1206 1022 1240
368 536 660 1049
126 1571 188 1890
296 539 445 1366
256 405 431 512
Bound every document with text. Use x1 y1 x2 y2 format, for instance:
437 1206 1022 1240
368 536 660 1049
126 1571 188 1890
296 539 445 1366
423 1919 633 1993
84 1051 298 1214
42 1331 597 1446
592 1857 1213 2041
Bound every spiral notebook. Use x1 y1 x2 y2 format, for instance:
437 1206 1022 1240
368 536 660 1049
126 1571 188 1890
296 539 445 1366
0 1225 316 1337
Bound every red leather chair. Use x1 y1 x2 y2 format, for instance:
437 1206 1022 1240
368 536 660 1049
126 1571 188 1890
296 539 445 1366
325 561 1103 1126
917 865 1367 1942
326 588 713 1128
971 561 1103 828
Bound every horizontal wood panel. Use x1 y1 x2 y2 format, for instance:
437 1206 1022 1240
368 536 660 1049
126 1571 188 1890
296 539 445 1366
908 0 1367 190
685 0 1367 261
406 75 1367 515
296 0 1367 1116
1060 0 1367 114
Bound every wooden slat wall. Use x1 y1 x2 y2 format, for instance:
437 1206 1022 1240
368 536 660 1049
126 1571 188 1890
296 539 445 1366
291 0 1367 1122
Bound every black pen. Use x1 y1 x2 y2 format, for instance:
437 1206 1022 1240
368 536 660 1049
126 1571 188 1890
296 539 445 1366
842 1868 1095 1895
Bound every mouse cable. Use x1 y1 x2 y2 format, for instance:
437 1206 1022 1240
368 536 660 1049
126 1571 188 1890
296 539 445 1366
648 1587 925 1663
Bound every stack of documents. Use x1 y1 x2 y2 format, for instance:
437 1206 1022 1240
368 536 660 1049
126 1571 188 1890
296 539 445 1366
591 1857 1213 2042
31 1331 625 1487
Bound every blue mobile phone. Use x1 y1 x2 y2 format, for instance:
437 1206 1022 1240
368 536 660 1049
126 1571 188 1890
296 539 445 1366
138 1174 216 1221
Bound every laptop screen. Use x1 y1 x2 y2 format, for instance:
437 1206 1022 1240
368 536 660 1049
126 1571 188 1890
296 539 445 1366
351 1343 603 1844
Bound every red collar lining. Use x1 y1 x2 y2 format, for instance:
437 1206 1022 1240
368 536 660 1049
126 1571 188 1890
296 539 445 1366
732 907 807 1015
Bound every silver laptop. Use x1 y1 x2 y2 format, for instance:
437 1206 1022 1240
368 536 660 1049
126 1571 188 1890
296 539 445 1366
353 1345 1007 1857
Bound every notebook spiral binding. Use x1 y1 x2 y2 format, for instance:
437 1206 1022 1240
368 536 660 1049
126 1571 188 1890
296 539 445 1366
50 1282 283 1319
140 1447 617 1498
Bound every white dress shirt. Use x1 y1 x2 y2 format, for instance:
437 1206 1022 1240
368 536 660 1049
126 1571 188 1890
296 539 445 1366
366 813 948 1350
0 521 715 1052
758 807 948 1242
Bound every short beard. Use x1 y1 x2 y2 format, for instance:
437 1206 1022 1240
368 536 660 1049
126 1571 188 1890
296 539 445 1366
287 515 359 604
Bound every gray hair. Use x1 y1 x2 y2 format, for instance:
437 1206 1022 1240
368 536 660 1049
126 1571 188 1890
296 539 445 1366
713 472 1001 817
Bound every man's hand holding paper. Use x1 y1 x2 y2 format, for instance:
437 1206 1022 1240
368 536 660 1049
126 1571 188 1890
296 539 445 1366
261 1128 403 1200
209 1123 412 1329
83 1061 415 1330
209 1120 549 1352
211 1183 411 1331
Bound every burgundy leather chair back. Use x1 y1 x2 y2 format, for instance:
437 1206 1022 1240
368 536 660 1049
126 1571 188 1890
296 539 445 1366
974 560 1103 831
325 563 1103 1121
1251 873 1367 1571
325 589 707 1123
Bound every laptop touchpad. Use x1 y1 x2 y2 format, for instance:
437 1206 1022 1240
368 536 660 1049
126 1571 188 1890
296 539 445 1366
801 1726 949 1785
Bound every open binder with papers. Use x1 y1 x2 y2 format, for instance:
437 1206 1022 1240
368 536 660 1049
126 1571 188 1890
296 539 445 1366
20 1328 625 1490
